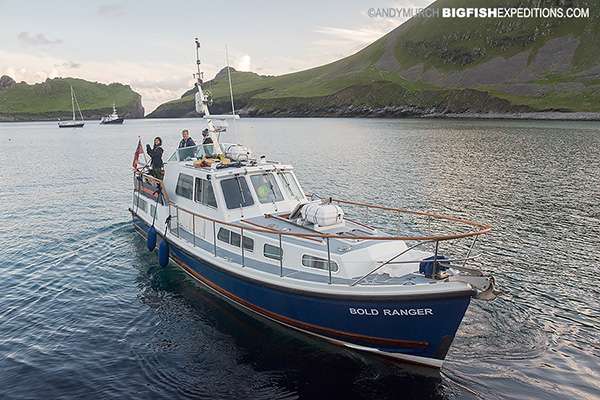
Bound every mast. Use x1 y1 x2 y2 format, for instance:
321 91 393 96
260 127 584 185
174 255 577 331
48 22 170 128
192 39 238 154
194 38 210 117
71 86 75 121
225 45 235 116
71 87 84 122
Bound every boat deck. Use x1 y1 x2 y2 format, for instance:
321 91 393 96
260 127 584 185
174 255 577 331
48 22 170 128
136 216 431 288
241 213 384 253
179 225 429 286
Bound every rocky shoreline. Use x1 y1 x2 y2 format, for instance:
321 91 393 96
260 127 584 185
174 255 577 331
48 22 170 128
233 105 600 121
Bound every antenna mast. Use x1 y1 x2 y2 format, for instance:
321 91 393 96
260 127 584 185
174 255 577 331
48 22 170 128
193 38 210 117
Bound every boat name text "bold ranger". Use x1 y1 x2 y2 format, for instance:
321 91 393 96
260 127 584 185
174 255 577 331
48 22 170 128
348 308 433 316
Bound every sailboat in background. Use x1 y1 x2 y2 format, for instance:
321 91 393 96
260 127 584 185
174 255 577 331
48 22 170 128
58 86 85 128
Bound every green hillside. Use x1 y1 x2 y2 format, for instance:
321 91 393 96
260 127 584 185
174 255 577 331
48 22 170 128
148 0 600 118
0 77 144 121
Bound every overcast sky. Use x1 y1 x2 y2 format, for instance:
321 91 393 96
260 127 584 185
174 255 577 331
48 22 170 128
0 0 433 112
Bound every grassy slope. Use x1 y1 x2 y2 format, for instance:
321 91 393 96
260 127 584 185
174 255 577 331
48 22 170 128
0 77 142 117
149 0 600 116
389 0 600 111
393 0 599 70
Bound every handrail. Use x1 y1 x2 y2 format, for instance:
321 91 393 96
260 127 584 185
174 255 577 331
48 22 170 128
164 200 489 286
137 171 490 242
329 197 490 230
165 200 490 242
136 175 492 288
351 240 435 287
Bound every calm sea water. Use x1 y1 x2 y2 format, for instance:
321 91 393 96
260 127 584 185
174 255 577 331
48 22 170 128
0 118 599 400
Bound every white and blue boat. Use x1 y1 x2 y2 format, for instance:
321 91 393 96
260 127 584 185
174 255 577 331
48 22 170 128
129 40 498 368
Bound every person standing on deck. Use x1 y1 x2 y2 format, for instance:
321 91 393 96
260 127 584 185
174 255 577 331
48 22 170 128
201 128 213 144
201 128 215 157
146 137 164 179
178 129 195 148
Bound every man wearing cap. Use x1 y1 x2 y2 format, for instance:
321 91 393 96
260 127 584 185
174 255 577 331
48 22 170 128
178 129 196 148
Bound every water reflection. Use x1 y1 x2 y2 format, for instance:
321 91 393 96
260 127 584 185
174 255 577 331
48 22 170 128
1 118 599 399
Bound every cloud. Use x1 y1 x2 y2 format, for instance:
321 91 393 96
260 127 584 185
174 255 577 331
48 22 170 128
97 3 126 17
235 55 251 71
308 0 434 64
17 32 63 46
314 26 393 47
54 61 81 69
0 49 207 113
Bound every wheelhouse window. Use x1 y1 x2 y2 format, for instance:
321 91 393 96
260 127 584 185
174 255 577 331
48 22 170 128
217 228 254 251
177 144 207 161
302 254 339 272
175 174 194 200
220 177 254 209
278 171 304 200
194 177 218 208
250 173 283 204
264 244 282 261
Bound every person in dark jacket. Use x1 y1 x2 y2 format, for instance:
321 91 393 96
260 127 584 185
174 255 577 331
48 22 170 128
178 129 195 148
201 128 213 144
146 136 164 179
201 128 215 157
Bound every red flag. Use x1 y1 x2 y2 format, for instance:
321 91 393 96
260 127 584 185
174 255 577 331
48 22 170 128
132 139 143 169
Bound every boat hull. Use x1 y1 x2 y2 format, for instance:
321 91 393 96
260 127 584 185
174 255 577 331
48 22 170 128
58 122 85 128
100 118 124 125
132 215 472 368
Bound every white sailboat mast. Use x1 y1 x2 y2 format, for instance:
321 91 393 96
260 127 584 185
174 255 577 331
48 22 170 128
225 45 235 116
71 86 75 121
73 92 84 122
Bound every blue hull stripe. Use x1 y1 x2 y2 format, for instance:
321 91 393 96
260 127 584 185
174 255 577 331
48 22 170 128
132 215 471 361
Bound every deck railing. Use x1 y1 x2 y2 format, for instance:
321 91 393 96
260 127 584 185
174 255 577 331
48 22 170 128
134 172 491 285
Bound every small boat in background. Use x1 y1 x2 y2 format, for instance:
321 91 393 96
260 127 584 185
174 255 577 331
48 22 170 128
58 86 85 128
100 103 124 125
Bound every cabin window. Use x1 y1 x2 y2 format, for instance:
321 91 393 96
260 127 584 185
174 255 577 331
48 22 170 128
217 227 230 243
220 177 254 209
250 173 283 204
264 244 283 261
278 172 304 200
175 174 194 200
150 205 156 218
194 178 218 208
217 228 254 251
302 254 339 272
